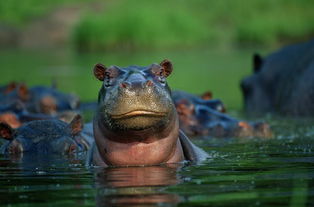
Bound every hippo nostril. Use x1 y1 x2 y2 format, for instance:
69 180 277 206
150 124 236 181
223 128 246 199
145 80 154 87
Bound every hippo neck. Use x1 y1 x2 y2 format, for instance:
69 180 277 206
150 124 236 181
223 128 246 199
93 116 184 166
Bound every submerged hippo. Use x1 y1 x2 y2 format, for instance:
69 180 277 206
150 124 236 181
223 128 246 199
0 115 90 157
241 39 314 116
173 92 272 138
0 83 29 106
0 82 81 128
0 81 18 95
0 82 80 115
89 60 209 167
27 85 80 115
172 90 226 113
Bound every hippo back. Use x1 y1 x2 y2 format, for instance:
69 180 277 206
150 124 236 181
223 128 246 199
241 39 314 116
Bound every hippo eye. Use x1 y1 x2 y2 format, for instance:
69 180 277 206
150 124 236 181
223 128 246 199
104 72 112 87
150 64 169 85
104 67 120 87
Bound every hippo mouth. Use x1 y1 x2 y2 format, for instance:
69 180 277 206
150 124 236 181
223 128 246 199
105 109 171 131
110 110 167 119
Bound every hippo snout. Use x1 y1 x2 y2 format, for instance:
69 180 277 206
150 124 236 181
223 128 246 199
119 73 154 91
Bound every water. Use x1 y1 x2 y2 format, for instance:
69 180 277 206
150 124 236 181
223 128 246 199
1 118 313 207
0 49 313 206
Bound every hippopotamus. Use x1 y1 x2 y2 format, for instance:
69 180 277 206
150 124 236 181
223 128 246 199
0 82 82 128
0 82 18 95
241 39 314 116
26 85 80 115
172 90 226 113
0 98 80 130
0 82 80 115
173 91 272 138
0 115 91 157
0 83 29 106
89 59 209 167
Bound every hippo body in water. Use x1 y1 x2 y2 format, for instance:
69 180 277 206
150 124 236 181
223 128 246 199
173 91 272 138
241 39 314 116
0 83 81 128
89 60 209 167
27 86 80 115
0 115 91 158
172 90 226 113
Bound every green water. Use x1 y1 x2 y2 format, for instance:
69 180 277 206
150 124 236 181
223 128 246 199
0 49 313 207
0 118 313 207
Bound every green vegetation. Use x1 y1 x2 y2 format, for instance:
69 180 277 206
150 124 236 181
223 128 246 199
73 2 209 51
1 0 313 50
72 0 314 51
0 0 85 26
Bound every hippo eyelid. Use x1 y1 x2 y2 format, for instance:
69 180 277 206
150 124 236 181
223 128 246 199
105 66 122 78
149 65 163 75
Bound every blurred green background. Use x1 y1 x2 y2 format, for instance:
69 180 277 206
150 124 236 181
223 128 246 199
0 0 313 110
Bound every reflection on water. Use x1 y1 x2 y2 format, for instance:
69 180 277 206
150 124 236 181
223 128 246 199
0 155 182 207
0 155 95 207
95 165 182 206
0 119 314 207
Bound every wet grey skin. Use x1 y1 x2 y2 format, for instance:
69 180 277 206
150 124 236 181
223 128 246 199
172 90 226 113
0 115 89 156
0 83 80 116
241 39 314 116
27 86 80 114
91 60 209 166
0 84 29 107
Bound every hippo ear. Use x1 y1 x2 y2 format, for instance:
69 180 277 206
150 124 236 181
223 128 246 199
201 91 213 100
17 83 29 101
160 59 173 77
4 81 18 94
94 63 107 81
253 53 263 73
0 122 15 140
68 114 84 136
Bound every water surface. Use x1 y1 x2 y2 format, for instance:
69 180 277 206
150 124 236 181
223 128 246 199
1 118 313 207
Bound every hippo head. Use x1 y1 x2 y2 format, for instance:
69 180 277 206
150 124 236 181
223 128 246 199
38 93 80 115
92 60 184 166
94 59 176 137
0 81 18 94
240 54 273 115
0 84 30 106
0 115 87 157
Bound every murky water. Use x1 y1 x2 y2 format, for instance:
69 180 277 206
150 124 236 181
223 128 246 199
1 118 313 207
